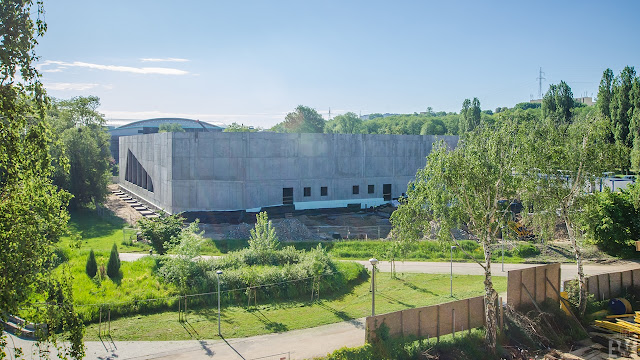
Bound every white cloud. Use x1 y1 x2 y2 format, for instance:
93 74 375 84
140 58 190 63
45 82 100 91
39 60 188 75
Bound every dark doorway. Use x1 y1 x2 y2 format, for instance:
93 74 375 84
383 184 392 201
283 188 294 205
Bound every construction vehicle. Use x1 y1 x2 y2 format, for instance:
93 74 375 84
508 220 535 241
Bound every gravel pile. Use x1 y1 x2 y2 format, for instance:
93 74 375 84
274 219 317 241
225 223 252 240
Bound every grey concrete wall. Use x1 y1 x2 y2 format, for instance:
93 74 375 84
119 132 174 212
120 132 458 214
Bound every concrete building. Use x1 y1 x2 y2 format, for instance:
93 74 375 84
119 132 458 217
108 118 223 163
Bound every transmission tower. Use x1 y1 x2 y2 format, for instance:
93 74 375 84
328 107 331 120
537 67 546 99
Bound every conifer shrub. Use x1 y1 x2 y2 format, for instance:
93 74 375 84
86 249 97 278
107 244 121 279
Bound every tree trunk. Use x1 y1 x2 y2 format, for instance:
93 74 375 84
483 237 498 354
563 210 587 317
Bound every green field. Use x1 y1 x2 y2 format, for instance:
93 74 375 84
83 273 506 340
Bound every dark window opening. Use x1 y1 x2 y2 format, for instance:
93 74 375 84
368 185 375 194
383 183 392 201
304 187 311 197
352 185 359 195
321 186 328 196
283 187 294 205
125 150 154 193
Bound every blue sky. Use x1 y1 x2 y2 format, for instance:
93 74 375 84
37 1 640 128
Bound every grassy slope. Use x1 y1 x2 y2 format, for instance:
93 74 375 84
83 273 506 340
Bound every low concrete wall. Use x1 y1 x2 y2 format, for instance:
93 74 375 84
563 269 640 301
365 296 485 342
507 263 561 309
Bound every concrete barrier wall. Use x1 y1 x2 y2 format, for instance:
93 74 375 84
507 263 561 309
563 269 640 301
365 296 485 342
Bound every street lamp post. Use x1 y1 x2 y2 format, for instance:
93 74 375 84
502 225 505 272
216 270 223 336
450 246 457 297
369 258 378 316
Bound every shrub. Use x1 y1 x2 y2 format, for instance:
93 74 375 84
86 249 97 278
581 186 640 257
248 211 279 253
107 244 121 278
514 243 540 258
138 214 184 254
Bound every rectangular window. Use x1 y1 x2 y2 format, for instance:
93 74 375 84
383 184 392 201
283 187 294 205
368 185 375 194
321 186 328 196
304 187 311 197
352 185 359 195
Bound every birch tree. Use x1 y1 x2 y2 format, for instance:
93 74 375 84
394 119 522 353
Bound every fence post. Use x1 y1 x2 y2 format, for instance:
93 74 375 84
452 308 455 338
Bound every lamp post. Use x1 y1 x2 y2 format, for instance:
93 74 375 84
216 270 223 336
501 225 505 272
369 258 378 316
450 246 457 297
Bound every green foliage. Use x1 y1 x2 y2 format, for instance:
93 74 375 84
513 243 540 258
85 249 97 278
0 1 77 347
223 122 259 132
582 185 640 257
542 80 574 124
48 96 112 208
459 97 482 133
248 212 280 254
107 243 121 279
274 105 326 133
598 68 615 121
158 123 185 132
158 221 205 292
324 112 363 134
513 102 541 111
138 214 184 254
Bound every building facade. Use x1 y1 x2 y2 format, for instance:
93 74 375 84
119 132 458 215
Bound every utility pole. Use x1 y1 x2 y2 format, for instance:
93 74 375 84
537 67 546 99
328 107 331 120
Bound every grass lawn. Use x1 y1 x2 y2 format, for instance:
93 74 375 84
83 273 506 341
206 239 529 263
61 209 150 253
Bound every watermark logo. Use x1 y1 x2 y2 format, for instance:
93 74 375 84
609 338 638 358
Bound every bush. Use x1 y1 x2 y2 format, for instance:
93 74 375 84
582 186 640 257
86 249 97 278
107 243 121 278
514 243 540 258
138 214 184 254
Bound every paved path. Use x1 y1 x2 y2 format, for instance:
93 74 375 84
5 318 365 360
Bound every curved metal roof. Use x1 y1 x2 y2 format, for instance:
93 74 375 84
117 118 222 129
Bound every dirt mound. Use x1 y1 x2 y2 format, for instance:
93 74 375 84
273 218 317 241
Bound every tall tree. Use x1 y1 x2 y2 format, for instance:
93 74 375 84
49 96 112 208
276 105 325 133
542 81 574 124
517 112 617 316
611 66 636 147
0 0 83 357
394 119 522 353
459 98 471 132
598 68 614 120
